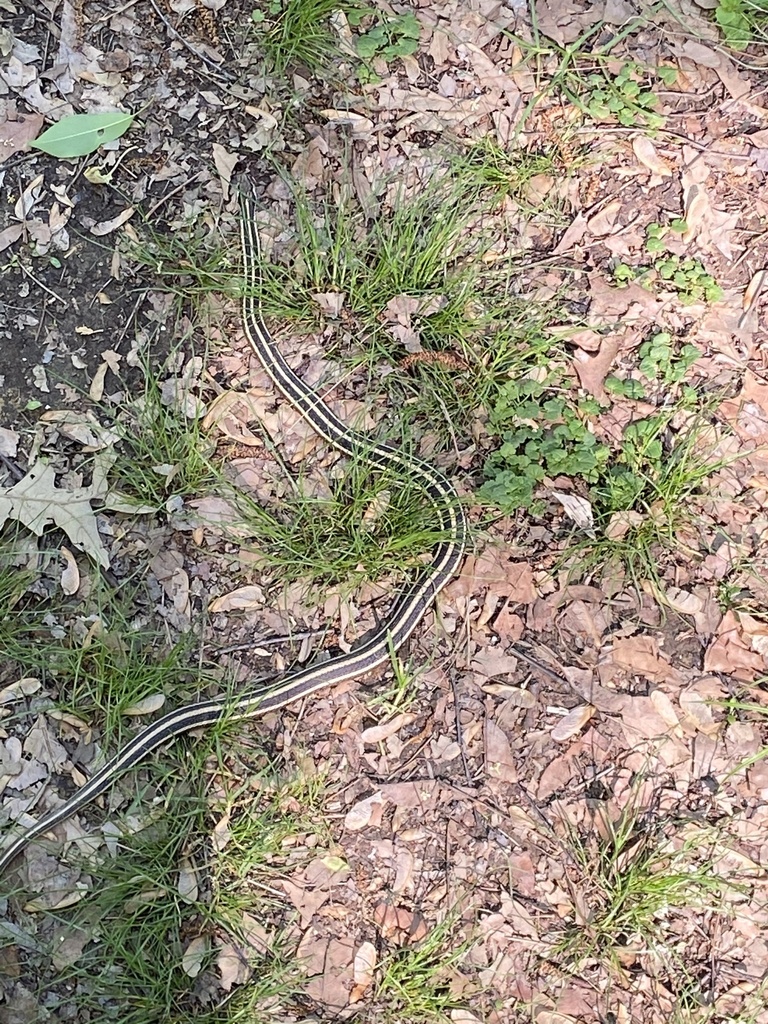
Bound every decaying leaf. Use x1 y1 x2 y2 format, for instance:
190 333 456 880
0 458 111 566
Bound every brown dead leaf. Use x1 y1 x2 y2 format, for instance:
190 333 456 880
485 718 517 783
59 546 80 596
0 112 43 161
22 716 69 772
181 935 208 978
704 610 766 681
572 336 620 400
0 222 23 251
123 693 166 716
90 206 135 236
360 713 418 745
350 940 377 1003
632 136 673 179
586 199 622 238
373 902 428 944
344 791 385 831
208 584 265 613
212 142 238 199
312 291 346 317
296 930 355 1012
216 937 250 991
605 636 680 685
550 705 595 742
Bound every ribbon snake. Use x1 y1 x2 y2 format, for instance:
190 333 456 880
0 184 467 877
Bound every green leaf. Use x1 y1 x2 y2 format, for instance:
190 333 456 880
394 12 421 37
645 236 666 254
385 36 419 58
31 111 134 158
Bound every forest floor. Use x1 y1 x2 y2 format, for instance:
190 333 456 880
2 1 768 1022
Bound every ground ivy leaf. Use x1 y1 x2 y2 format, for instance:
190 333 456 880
30 111 134 158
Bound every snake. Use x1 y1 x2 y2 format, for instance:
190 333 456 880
0 183 467 877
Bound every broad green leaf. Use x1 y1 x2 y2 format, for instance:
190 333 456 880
30 111 134 159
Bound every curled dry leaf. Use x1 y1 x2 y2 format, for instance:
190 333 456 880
551 492 595 533
360 712 418 745
344 791 385 831
632 135 673 177
59 546 80 596
550 705 595 742
0 426 20 457
177 857 199 903
350 940 377 1003
181 935 208 978
208 584 265 613
0 111 44 160
604 509 644 540
0 676 41 703
14 172 44 219
123 693 166 717
90 205 135 236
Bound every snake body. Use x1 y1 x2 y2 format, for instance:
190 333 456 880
0 187 466 877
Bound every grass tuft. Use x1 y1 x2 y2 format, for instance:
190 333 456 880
553 792 730 974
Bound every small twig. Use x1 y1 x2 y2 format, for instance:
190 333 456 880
509 642 570 686
0 454 25 482
211 631 318 656
450 671 473 786
16 261 69 307
144 171 206 221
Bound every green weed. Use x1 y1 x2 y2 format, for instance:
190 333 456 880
252 0 355 73
715 0 768 50
352 9 421 63
501 14 671 128
576 410 731 583
613 221 723 307
252 173 483 333
0 572 203 749
554 796 727 972
375 913 475 1022
580 60 668 129
231 445 449 593
478 377 610 513
637 332 701 385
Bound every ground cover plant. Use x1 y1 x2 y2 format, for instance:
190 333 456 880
2 1 768 1023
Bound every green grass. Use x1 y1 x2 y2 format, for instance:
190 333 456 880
107 348 219 510
7 739 307 1024
0 570 204 747
250 169 568 450
230 439 451 593
251 0 357 73
254 172 484 333
374 913 476 1023
453 135 565 215
552 794 728 973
